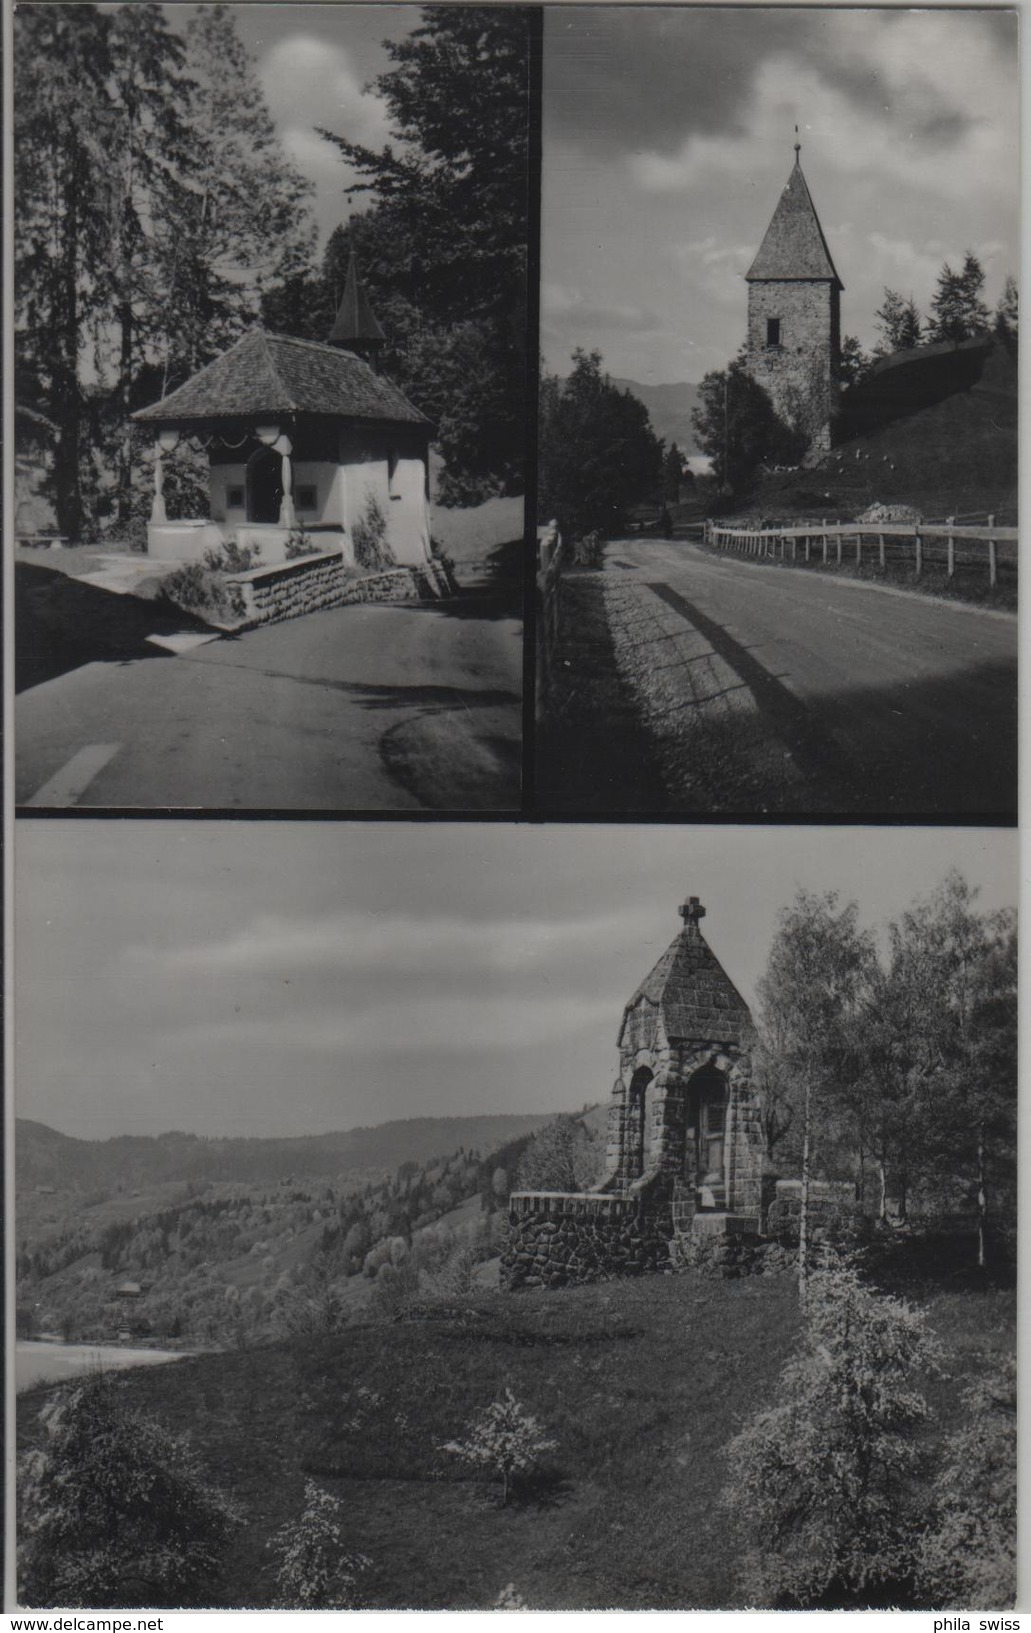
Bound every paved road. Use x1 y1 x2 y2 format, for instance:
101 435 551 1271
16 585 522 810
592 539 1018 816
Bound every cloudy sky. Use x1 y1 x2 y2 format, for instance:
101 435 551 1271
542 7 1019 383
15 822 1016 1143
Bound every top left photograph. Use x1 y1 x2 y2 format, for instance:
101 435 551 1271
13 3 532 812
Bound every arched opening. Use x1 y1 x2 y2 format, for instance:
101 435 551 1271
627 1065 654 1180
246 446 283 524
684 1062 728 1207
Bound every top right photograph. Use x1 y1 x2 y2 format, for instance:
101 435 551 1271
536 6 1018 820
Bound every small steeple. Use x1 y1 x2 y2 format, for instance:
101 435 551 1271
328 248 386 371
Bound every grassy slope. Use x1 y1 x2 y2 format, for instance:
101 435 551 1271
17 1266 1015 1610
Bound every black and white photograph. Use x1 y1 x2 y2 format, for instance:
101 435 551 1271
12 3 530 811
536 7 1018 817
11 820 1017 1610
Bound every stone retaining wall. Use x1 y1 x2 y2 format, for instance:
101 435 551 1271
225 550 451 627
502 1192 672 1289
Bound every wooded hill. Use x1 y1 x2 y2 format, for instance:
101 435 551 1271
17 1113 553 1192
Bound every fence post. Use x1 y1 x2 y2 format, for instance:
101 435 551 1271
914 525 922 578
988 515 997 588
821 518 828 564
946 517 955 578
805 533 811 563
878 532 885 570
855 528 862 567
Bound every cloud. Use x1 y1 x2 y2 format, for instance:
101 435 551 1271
126 906 657 987
542 284 662 334
175 991 615 1062
257 34 392 196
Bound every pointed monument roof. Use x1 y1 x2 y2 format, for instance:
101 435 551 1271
133 329 427 429
618 896 754 1049
746 150 843 288
329 250 386 348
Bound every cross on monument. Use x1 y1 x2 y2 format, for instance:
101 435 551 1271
679 896 706 927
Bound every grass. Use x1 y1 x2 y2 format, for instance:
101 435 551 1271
17 1258 1014 1610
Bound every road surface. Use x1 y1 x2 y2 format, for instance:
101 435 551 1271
16 570 522 810
543 539 1017 816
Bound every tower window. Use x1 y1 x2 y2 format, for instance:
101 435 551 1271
766 318 781 347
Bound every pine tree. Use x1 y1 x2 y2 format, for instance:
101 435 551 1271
994 275 1018 356
873 289 922 354
927 252 991 344
13 5 114 538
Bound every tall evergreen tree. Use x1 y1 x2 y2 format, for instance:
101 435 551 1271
873 289 922 354
14 5 114 538
927 252 991 344
993 275 1018 357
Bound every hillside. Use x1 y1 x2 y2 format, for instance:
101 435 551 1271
611 378 702 456
16 1268 1013 1609
16 1113 554 1193
737 340 1017 524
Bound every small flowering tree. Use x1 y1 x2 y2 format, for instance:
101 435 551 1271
722 1265 941 1607
440 1388 556 1505
269 1479 370 1609
18 1374 240 1607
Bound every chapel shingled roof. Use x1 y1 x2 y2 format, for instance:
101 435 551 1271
618 900 754 1049
745 157 843 288
133 329 428 428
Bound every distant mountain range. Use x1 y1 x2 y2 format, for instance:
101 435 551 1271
611 378 703 457
16 1113 556 1193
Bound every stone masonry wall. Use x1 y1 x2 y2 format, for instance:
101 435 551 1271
502 1192 673 1290
746 280 840 451
228 551 450 627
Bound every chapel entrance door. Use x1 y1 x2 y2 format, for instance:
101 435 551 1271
247 447 283 524
684 1062 727 1207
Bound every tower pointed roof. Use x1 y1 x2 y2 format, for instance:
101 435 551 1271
746 154 843 288
617 896 754 1049
329 249 386 349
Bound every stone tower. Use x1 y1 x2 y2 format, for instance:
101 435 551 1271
603 895 764 1219
744 140 842 453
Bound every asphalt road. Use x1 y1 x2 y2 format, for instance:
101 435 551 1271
16 586 522 810
589 539 1018 816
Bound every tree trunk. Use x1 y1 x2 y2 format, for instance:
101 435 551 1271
799 1076 812 1304
876 1158 887 1223
976 1120 987 1271
53 176 82 540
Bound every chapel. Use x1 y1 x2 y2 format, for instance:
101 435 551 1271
133 252 434 570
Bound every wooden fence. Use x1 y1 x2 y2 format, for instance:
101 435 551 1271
706 516 1017 589
536 523 566 712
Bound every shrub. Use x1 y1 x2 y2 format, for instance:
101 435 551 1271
284 526 314 561
440 1387 557 1505
269 1479 370 1608
722 1264 941 1607
352 494 395 571
163 562 247 624
18 1374 240 1607
915 1356 1016 1608
203 536 261 574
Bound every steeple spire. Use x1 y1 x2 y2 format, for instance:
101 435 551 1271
328 247 386 371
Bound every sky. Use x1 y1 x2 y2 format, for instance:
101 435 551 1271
541 7 1020 383
15 821 1017 1143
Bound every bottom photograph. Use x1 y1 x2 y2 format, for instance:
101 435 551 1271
12 820 1018 1611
